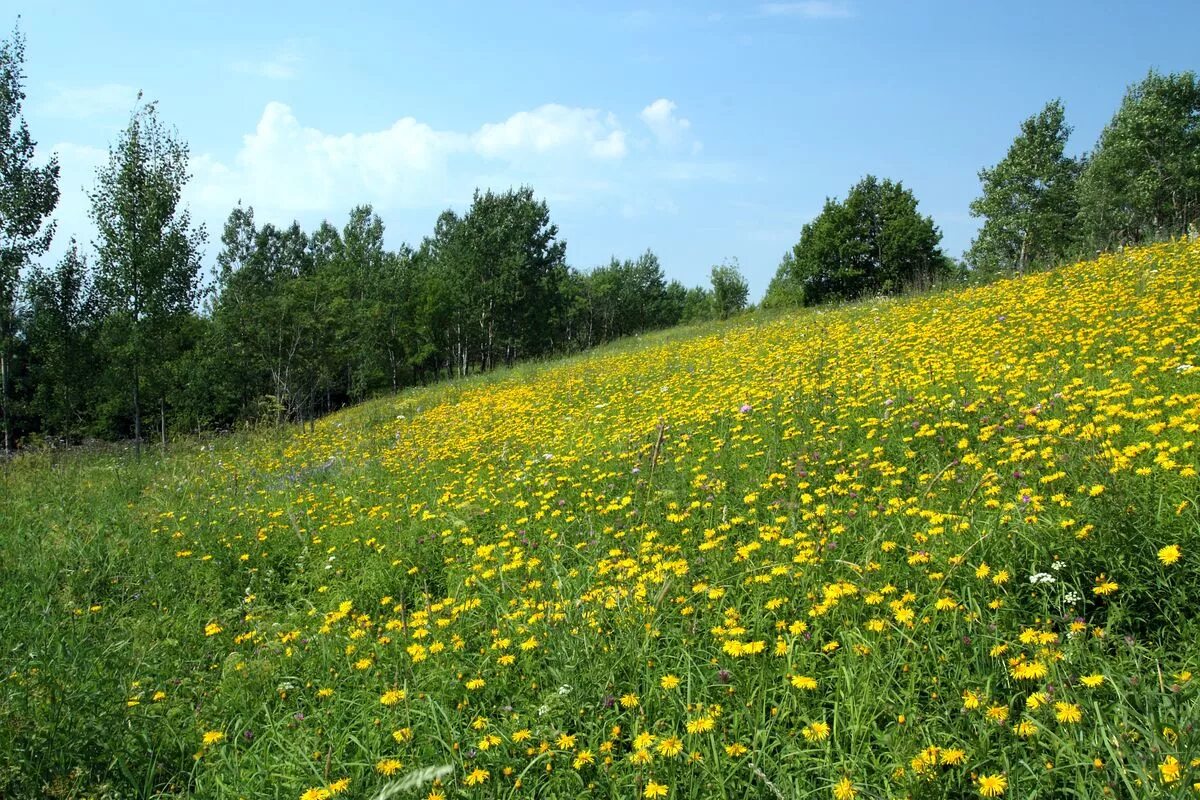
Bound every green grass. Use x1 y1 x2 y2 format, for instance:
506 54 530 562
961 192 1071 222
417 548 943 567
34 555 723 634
2 241 1200 799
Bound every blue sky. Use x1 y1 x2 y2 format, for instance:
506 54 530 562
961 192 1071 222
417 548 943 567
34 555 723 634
13 1 1198 297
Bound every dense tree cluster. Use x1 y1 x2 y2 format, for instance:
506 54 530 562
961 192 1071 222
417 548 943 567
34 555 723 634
0 26 744 447
766 69 1200 307
3 21 1197 446
967 70 1200 276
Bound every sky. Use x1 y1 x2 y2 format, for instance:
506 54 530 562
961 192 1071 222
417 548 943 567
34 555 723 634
11 1 1199 297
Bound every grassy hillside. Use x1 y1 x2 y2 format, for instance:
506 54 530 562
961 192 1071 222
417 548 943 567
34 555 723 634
2 241 1199 800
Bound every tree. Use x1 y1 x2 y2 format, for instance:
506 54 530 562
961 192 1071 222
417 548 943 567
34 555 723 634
0 24 59 453
429 187 567 372
783 176 945 306
89 98 205 454
1077 70 1200 249
710 259 749 319
762 251 805 308
24 240 94 438
967 100 1081 275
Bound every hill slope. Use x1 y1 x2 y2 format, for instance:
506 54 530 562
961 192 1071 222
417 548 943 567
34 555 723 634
3 241 1199 799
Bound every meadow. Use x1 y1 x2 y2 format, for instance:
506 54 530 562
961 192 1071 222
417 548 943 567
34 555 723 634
2 240 1199 799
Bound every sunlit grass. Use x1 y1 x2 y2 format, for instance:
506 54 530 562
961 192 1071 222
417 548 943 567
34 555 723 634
2 240 1199 799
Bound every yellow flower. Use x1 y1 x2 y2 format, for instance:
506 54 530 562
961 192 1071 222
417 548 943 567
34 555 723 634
1054 702 1082 724
204 622 223 637
201 730 225 746
802 721 831 742
380 689 406 706
1158 544 1181 566
464 768 489 786
1159 755 1181 784
620 692 640 708
940 748 966 766
790 675 818 691
1010 660 1048 680
1092 575 1119 596
833 776 857 800
725 743 747 757
556 732 577 750
644 780 668 798
1079 674 1104 688
392 727 413 743
977 772 1007 797
985 704 1009 724
656 736 684 757
375 758 402 775
660 674 681 690
1014 719 1038 738
572 749 595 769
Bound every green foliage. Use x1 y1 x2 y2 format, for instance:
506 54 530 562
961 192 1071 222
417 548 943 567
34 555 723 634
782 175 946 306
762 251 805 309
967 100 1081 275
1076 70 1200 249
0 23 59 452
709 259 749 319
88 98 206 450
22 241 96 438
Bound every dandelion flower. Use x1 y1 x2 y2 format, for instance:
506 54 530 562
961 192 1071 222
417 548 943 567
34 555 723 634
375 759 402 775
833 776 857 800
1158 544 1181 566
978 773 1007 797
644 780 668 798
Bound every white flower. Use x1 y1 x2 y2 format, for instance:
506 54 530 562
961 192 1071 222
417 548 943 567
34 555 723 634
557 684 573 696
1051 560 1065 571
1176 363 1194 373
1029 572 1056 585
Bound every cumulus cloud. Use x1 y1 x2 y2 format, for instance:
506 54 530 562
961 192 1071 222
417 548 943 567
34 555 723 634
473 105 626 160
184 101 639 219
42 96 731 263
39 83 139 120
759 1 854 19
639 98 693 148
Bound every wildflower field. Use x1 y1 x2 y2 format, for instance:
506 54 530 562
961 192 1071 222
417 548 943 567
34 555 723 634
3 241 1200 800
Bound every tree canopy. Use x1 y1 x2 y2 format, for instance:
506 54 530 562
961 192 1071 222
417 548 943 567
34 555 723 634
1077 70 1200 249
966 100 1080 275
769 176 948 306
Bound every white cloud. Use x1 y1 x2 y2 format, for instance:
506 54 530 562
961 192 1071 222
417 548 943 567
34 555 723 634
39 83 139 120
43 97 732 263
184 101 641 219
231 46 303 80
473 105 627 160
639 98 693 149
759 1 854 19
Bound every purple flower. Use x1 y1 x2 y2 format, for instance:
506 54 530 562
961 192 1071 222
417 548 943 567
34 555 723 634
739 403 752 414
717 669 733 684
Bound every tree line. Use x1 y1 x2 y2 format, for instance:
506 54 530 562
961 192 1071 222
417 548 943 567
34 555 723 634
764 69 1200 307
3 18 1198 449
1 26 752 450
